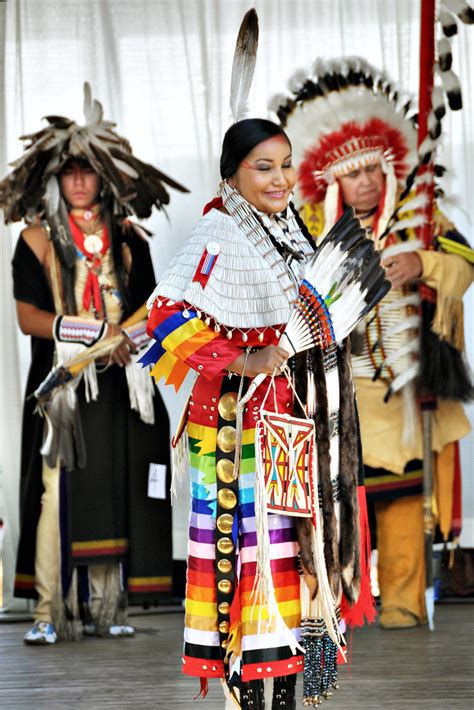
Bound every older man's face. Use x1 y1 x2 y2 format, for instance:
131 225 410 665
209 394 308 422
338 163 386 212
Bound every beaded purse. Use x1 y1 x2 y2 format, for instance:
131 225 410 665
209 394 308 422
255 411 315 517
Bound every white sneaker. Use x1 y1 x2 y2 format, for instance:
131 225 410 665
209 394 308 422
24 621 58 645
107 624 135 638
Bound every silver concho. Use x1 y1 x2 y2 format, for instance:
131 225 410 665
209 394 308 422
83 234 103 254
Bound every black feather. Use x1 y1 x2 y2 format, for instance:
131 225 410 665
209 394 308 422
437 38 453 71
445 0 474 24
446 86 463 110
363 279 392 315
42 116 75 129
319 207 357 249
458 6 474 23
440 9 458 36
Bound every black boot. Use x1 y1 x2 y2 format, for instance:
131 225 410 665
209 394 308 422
272 675 297 709
240 679 265 709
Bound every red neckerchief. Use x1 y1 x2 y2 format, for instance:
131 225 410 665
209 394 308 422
69 215 110 316
202 196 223 215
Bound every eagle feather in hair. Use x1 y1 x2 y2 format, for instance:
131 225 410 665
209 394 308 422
229 9 259 122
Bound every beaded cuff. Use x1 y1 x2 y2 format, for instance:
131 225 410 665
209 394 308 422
54 315 106 347
123 321 150 350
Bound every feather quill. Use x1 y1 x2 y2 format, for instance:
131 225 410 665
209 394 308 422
83 82 93 123
431 85 446 120
438 67 463 110
229 9 259 122
437 37 453 71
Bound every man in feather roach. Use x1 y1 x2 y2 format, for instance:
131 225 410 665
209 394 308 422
0 83 188 644
272 58 473 630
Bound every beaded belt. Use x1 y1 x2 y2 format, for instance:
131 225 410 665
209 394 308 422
214 373 243 672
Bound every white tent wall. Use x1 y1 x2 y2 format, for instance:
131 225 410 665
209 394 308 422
1 0 472 610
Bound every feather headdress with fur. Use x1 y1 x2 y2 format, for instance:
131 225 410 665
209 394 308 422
0 82 188 225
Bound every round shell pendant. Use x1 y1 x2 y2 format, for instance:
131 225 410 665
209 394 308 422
84 234 103 254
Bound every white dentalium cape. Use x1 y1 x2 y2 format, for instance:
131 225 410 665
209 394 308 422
152 208 314 329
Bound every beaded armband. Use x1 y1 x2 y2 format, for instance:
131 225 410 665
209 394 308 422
54 315 106 347
123 321 150 350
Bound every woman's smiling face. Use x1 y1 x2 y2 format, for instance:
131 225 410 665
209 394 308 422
228 135 296 214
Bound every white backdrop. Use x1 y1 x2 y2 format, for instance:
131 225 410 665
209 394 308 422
1 0 473 610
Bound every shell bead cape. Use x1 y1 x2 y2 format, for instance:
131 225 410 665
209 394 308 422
152 208 315 331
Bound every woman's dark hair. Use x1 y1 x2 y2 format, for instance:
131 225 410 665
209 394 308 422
220 118 291 179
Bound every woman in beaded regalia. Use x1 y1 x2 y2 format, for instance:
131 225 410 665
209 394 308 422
142 116 378 709
140 10 390 708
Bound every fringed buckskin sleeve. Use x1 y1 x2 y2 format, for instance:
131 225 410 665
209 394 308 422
417 249 473 350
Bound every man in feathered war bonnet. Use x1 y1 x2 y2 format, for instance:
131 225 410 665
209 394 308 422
0 84 188 644
272 58 473 630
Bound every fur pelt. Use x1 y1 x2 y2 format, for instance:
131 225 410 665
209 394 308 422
295 517 316 578
337 338 361 603
293 339 361 603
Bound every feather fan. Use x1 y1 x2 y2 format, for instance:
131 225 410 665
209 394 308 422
279 209 390 356
240 210 390 403
229 9 259 122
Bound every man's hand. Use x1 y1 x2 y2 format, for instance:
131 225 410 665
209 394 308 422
104 323 137 367
381 251 423 290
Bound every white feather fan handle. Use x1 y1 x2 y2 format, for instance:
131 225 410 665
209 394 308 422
229 9 259 122
238 372 266 407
